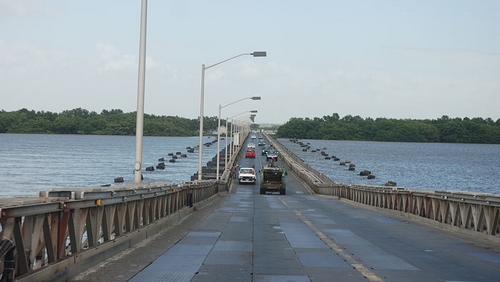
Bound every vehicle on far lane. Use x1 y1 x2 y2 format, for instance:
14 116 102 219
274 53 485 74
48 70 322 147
261 145 271 156
266 150 278 162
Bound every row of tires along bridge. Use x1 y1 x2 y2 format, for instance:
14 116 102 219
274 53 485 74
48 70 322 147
265 134 500 238
0 136 246 282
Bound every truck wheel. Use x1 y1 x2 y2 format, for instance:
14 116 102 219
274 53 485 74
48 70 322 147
260 189 266 194
280 189 286 195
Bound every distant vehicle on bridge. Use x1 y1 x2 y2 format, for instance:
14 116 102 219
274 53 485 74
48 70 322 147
261 145 272 156
245 149 256 158
266 150 278 162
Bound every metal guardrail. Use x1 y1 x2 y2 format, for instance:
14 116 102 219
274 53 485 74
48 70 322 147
265 134 500 239
3 133 497 280
0 181 224 282
0 238 14 282
0 133 248 282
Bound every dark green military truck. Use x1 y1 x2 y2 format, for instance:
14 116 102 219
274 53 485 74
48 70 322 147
259 164 287 195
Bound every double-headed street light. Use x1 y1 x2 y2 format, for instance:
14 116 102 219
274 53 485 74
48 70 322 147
216 97 261 180
198 51 266 181
231 117 254 157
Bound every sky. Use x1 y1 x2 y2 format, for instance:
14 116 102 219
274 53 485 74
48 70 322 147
1 0 499 124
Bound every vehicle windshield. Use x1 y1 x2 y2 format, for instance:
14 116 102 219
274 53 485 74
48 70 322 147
239 168 254 174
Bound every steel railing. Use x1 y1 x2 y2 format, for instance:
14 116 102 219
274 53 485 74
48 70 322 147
265 134 500 239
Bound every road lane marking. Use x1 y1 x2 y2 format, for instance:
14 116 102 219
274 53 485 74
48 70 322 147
278 197 384 282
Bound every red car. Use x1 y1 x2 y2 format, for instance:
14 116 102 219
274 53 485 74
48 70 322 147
245 149 256 158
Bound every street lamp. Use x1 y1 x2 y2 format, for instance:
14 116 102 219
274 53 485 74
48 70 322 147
216 97 261 180
133 0 148 183
198 51 266 181
232 118 253 157
227 111 257 162
224 110 257 169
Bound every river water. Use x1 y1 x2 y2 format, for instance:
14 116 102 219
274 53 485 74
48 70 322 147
1 134 499 198
0 134 222 198
276 138 500 195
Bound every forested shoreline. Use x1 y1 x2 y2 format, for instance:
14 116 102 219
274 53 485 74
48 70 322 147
0 108 213 136
2 109 500 144
276 114 500 144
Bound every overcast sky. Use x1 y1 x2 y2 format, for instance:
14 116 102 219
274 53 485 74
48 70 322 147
1 0 499 124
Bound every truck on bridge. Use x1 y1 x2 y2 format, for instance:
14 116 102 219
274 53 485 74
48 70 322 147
259 163 287 195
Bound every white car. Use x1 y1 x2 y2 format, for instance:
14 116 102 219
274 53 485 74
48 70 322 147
238 167 256 184
247 143 256 149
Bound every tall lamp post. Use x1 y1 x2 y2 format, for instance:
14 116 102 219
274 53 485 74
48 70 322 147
216 97 261 180
226 111 258 171
134 0 148 183
198 51 266 181
228 113 257 161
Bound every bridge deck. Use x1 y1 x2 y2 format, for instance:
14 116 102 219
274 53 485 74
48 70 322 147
71 149 500 282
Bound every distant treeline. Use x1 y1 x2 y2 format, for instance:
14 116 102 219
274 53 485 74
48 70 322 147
4 109 500 143
0 108 224 136
276 114 500 144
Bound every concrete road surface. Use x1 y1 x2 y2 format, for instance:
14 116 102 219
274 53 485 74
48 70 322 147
72 147 500 282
